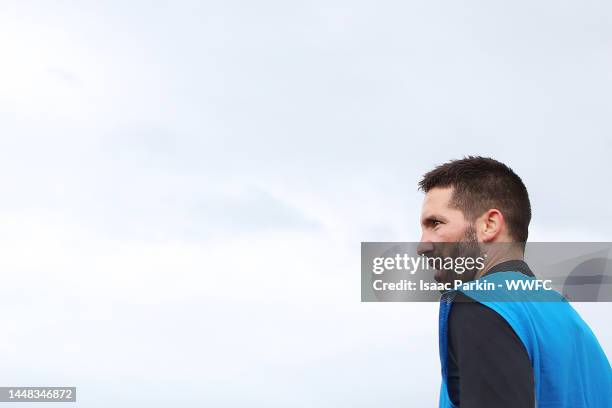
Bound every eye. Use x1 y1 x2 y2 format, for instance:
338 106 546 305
422 217 444 229
426 219 443 228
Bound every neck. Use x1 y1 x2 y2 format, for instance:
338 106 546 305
475 244 524 279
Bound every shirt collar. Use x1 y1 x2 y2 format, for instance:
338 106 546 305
483 259 534 278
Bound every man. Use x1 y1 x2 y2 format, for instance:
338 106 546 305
417 156 612 407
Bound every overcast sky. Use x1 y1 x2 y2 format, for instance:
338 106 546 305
0 1 611 406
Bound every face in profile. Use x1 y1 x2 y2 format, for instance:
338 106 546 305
418 186 483 283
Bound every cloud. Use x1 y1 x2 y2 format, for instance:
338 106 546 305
47 67 81 85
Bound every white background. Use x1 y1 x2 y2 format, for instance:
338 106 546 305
1 1 611 406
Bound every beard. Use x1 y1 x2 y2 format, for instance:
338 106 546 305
431 225 483 284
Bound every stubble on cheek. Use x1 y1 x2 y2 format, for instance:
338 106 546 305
431 224 480 284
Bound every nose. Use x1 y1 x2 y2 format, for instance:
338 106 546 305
417 240 433 256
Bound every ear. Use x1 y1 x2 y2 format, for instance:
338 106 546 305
476 209 505 242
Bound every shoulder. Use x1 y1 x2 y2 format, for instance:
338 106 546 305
449 292 524 346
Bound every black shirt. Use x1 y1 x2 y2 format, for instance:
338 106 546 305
446 260 535 408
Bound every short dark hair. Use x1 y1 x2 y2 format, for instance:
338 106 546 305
418 156 531 242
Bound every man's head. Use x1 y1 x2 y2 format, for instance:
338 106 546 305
418 156 531 245
417 157 531 281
